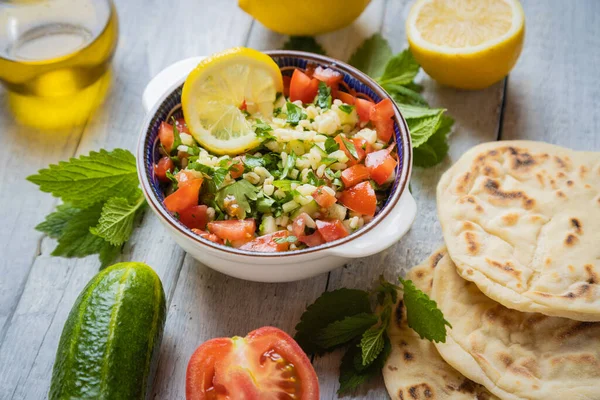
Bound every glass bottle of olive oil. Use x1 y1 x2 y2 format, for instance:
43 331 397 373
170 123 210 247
0 0 118 129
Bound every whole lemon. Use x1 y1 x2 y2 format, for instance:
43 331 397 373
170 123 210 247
239 0 371 36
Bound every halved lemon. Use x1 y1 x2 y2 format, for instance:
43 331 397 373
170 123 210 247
182 47 283 155
406 0 525 90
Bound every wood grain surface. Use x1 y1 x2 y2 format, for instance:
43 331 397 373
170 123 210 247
0 0 598 399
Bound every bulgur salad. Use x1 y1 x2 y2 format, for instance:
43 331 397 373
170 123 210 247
154 65 399 252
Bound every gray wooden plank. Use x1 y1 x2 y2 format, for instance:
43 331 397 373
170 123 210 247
312 0 507 397
502 0 600 150
0 0 254 398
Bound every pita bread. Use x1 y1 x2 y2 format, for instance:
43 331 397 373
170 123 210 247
437 140 600 320
383 249 498 400
431 250 600 400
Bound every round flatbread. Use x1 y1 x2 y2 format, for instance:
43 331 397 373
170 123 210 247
383 248 498 400
437 140 600 320
431 251 600 400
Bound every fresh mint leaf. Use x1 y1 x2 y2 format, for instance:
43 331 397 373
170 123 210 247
35 204 79 239
90 191 146 246
341 137 359 159
282 36 326 55
339 104 354 114
413 115 453 168
295 288 372 354
399 277 452 342
286 102 306 125
315 81 332 109
338 335 391 395
377 49 420 86
52 203 109 258
348 33 392 78
99 243 121 269
280 151 297 180
273 235 297 244
315 313 378 349
408 110 444 148
324 137 339 153
360 324 386 366
373 275 400 306
27 149 139 208
385 84 428 106
398 103 445 119
216 180 259 219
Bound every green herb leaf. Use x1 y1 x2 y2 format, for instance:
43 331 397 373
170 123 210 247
373 275 400 306
243 155 265 170
315 81 332 109
272 180 301 191
348 33 392 78
282 36 326 55
256 194 276 213
99 243 121 269
398 103 445 119
315 313 378 349
51 203 111 258
413 115 453 168
89 191 146 246
377 49 420 86
189 162 229 188
407 110 444 148
35 204 80 239
170 117 183 153
360 324 386 366
280 151 297 180
216 180 259 219
338 335 391 395
324 137 339 153
399 277 452 342
27 149 139 209
341 137 359 159
306 170 324 186
295 288 372 354
339 104 354 114
254 119 275 140
385 83 428 106
286 102 306 125
273 235 297 244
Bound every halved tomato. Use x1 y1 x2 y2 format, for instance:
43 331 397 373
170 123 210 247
154 156 174 182
336 91 355 105
313 66 343 88
186 327 319 400
312 186 337 209
370 98 394 121
164 177 203 214
339 181 377 216
191 229 223 244
207 219 256 241
355 98 375 122
179 205 208 230
341 164 370 187
290 69 319 104
298 231 326 247
365 149 397 185
315 220 349 242
240 230 292 252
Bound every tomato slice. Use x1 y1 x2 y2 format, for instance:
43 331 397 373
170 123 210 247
365 149 398 185
158 122 175 153
339 181 377 216
341 164 370 187
164 177 203 214
336 91 355 105
179 205 208 230
240 230 292 252
312 66 343 88
154 156 174 182
207 219 256 241
191 229 223 244
290 69 319 104
334 136 367 166
373 118 394 143
355 98 375 122
370 98 394 121
186 326 319 400
298 231 326 247
312 186 337 208
315 220 349 242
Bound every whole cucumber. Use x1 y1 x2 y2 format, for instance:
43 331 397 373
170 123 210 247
50 262 166 399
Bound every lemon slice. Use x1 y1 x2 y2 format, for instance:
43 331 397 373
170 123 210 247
406 0 525 90
182 47 283 155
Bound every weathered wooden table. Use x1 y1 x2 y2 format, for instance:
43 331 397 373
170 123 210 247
0 0 598 398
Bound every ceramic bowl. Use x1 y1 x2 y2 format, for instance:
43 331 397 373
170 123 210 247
137 50 416 282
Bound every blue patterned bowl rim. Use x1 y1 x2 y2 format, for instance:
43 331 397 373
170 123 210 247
137 50 412 258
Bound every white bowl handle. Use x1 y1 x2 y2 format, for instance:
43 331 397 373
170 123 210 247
142 56 205 113
326 190 417 259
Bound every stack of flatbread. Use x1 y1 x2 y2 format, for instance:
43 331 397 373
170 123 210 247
384 141 600 400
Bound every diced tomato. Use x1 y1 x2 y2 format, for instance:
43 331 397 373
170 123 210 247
313 66 343 88
341 164 370 187
176 170 199 184
355 98 375 122
339 181 377 216
293 213 314 237
283 75 291 98
239 231 292 252
186 326 319 400
207 219 256 241
374 118 394 143
174 118 190 134
178 205 208 230
154 156 174 182
164 177 203 214
336 91 355 105
334 136 367 166
365 149 398 185
370 98 395 121
312 186 337 208
158 122 175 152
229 157 244 179
298 231 326 247
191 229 223 244
290 69 319 104
315 220 349 242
